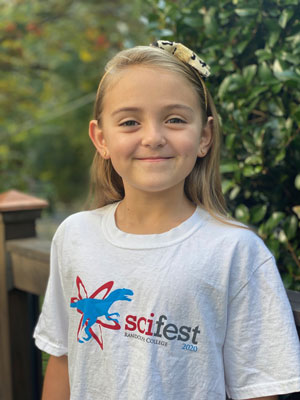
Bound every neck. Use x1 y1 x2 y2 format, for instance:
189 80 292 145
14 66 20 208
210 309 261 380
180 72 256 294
115 185 196 234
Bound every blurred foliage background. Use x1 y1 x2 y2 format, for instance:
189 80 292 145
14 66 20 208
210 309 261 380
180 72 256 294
1 0 300 293
0 0 147 204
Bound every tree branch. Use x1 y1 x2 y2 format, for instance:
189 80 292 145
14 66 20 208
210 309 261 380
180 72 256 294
286 239 300 270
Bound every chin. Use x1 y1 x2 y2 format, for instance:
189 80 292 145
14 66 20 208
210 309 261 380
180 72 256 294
130 181 186 195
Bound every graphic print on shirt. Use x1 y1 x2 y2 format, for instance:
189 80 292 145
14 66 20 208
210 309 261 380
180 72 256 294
70 276 133 349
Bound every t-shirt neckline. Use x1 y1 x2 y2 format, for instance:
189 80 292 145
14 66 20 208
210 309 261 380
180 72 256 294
101 202 208 249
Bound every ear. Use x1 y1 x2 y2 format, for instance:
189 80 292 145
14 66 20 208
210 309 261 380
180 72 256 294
197 116 213 158
89 120 110 159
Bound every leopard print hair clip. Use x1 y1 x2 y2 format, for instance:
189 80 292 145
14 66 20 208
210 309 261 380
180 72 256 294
151 40 210 110
151 40 210 79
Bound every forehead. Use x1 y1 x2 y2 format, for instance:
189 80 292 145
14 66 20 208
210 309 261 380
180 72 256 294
102 65 201 111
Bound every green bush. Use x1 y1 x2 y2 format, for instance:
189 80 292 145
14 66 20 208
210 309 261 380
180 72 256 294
142 0 300 289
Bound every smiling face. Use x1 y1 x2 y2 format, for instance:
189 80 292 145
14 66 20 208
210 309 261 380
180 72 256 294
89 65 212 198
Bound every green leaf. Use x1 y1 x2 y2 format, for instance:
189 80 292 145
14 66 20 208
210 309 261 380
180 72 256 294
265 211 285 232
203 8 218 36
224 47 234 58
218 76 231 100
222 179 235 194
182 16 201 29
268 9 281 17
225 132 236 150
235 8 258 17
243 64 257 85
156 29 174 38
274 148 286 163
295 174 300 190
273 60 300 82
285 32 300 46
277 69 300 82
280 52 300 65
285 117 293 134
268 98 285 116
220 161 240 173
258 61 276 84
245 155 262 165
243 165 256 177
242 136 256 153
157 0 166 10
266 238 280 258
292 206 300 219
253 128 264 147
283 215 298 240
233 109 245 124
258 61 272 79
290 103 300 124
258 222 267 237
278 9 293 29
278 0 299 5
219 73 244 95
248 86 268 100
268 30 281 47
236 40 249 54
271 83 283 94
255 48 273 62
229 186 241 200
278 229 287 243
250 204 267 224
235 204 250 223
282 273 293 289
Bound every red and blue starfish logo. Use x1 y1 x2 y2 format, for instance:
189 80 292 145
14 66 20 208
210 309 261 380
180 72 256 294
70 276 133 350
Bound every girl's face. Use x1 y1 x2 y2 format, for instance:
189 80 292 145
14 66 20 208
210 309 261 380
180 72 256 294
89 65 212 198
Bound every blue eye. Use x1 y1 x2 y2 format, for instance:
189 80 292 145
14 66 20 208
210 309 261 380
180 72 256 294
167 117 186 124
121 120 138 126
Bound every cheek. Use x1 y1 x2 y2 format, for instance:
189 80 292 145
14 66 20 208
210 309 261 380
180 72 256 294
107 140 136 175
175 136 200 156
107 137 134 157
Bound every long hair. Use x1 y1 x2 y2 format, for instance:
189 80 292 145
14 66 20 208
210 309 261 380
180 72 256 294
87 45 227 219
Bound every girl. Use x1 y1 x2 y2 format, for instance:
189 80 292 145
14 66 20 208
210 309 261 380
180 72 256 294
34 41 300 400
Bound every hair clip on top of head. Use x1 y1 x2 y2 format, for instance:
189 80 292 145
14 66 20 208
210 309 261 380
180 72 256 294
151 40 211 79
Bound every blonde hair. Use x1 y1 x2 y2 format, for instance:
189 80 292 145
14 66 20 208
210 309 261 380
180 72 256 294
88 45 227 219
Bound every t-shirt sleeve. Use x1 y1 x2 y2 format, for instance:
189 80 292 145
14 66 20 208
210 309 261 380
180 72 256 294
33 235 69 356
224 256 300 399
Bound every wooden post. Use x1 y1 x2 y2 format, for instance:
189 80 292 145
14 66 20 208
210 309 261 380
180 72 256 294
287 289 300 340
0 190 48 400
0 212 12 400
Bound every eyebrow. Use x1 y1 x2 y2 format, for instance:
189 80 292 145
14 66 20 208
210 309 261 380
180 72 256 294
111 104 194 117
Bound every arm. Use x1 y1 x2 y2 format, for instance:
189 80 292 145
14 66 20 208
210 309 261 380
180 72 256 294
42 355 70 400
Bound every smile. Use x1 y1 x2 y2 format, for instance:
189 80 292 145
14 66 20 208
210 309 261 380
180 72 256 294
136 157 173 162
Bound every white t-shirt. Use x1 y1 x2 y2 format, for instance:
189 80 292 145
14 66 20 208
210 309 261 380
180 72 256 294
34 203 300 400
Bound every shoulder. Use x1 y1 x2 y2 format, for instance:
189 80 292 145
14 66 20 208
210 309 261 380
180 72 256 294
201 209 266 250
199 208 274 278
52 202 116 244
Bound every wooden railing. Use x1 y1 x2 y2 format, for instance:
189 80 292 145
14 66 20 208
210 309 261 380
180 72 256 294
0 189 299 400
0 190 49 400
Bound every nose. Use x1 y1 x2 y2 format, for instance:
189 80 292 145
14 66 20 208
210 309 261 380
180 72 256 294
141 122 166 148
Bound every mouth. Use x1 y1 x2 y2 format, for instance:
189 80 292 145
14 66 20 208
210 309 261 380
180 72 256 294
136 157 173 162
